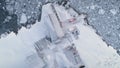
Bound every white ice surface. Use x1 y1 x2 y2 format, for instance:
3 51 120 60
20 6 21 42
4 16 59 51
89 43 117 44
98 9 105 15
74 23 120 68
0 32 33 68
20 13 27 24
110 9 118 15
0 9 48 68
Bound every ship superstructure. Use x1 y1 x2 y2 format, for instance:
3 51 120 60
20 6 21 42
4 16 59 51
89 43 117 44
34 3 85 68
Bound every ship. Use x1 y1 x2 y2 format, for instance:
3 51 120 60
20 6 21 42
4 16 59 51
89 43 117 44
34 3 86 68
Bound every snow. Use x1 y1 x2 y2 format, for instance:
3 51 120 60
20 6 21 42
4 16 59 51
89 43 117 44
0 5 48 68
0 19 47 68
20 13 27 24
18 20 47 46
0 32 33 68
0 3 120 68
98 9 105 15
74 23 120 68
110 9 118 15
